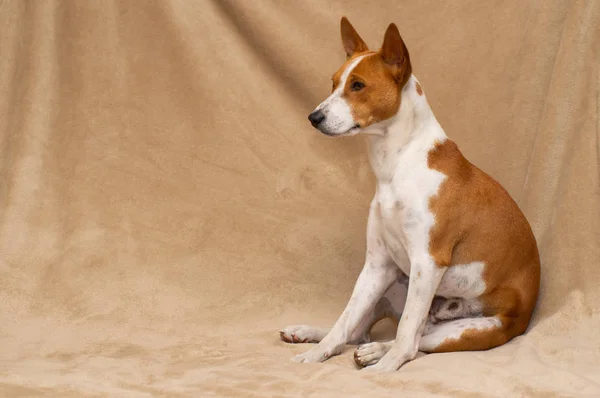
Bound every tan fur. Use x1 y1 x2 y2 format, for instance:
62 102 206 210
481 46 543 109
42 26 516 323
427 140 541 351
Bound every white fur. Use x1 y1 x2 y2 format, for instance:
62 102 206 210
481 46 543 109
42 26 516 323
437 261 487 299
279 325 328 343
285 65 489 371
355 341 393 367
430 297 483 323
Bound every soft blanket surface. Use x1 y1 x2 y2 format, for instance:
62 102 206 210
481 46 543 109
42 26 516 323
0 1 599 396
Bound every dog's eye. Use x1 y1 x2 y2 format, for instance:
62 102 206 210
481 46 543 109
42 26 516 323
351 81 365 91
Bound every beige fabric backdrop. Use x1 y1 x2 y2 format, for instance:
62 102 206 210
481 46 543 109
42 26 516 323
1 0 599 396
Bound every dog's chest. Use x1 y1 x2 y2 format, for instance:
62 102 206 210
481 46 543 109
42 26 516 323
375 154 446 274
377 184 424 275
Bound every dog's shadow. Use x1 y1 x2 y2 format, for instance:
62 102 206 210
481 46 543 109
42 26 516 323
369 317 398 342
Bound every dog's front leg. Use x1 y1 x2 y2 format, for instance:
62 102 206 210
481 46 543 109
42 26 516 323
291 201 396 364
364 256 446 372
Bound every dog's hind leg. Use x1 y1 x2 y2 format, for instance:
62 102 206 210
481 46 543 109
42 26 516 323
419 315 513 353
354 316 512 367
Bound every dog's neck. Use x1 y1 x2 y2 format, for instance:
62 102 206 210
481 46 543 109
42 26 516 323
363 75 447 183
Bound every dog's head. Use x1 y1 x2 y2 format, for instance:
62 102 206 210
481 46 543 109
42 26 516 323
308 18 413 137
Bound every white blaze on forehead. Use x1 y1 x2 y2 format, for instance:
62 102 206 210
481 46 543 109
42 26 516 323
323 54 369 103
314 54 370 135
337 54 369 94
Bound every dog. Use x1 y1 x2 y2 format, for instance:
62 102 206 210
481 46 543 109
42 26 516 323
279 17 541 372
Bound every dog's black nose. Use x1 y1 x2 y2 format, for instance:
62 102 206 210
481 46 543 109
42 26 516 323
308 110 325 127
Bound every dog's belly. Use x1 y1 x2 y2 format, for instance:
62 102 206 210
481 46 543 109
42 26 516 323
383 233 411 276
378 193 422 277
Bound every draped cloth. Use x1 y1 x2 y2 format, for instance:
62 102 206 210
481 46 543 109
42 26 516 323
1 1 598 396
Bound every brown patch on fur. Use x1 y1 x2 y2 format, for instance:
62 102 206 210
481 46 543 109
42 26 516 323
416 82 423 95
426 139 541 352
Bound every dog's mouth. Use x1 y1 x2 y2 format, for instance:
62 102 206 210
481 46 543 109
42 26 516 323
320 124 361 137
347 124 361 134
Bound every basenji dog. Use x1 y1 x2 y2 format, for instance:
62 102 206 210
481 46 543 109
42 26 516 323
279 17 541 372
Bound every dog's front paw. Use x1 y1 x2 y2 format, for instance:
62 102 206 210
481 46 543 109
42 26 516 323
361 350 408 372
354 342 391 367
291 345 337 363
279 325 326 344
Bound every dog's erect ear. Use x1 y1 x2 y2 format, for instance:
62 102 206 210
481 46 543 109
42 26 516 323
380 23 412 82
340 17 369 57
